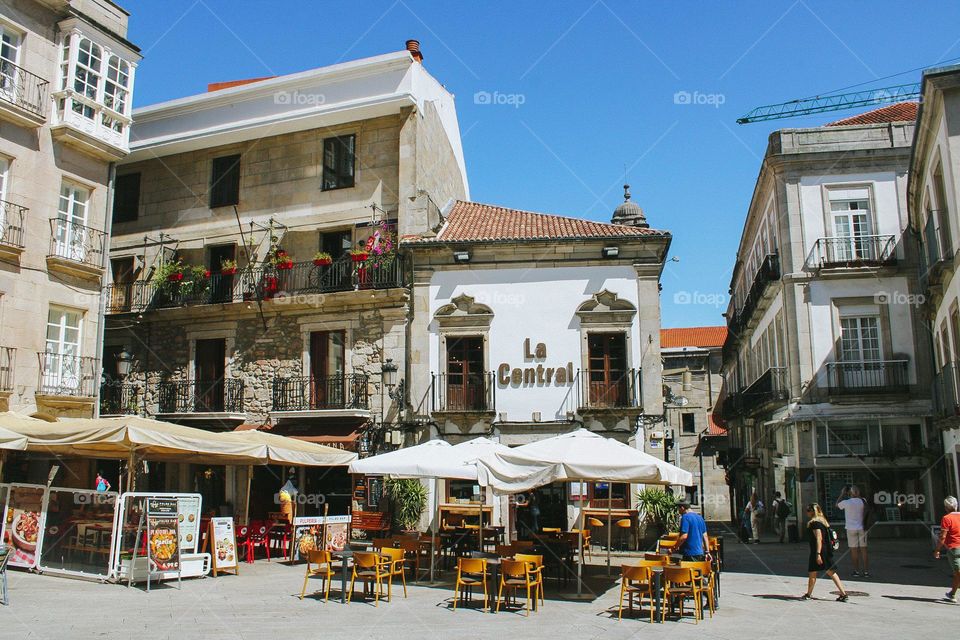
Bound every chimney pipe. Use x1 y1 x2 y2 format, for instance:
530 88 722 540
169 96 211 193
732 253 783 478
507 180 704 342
406 39 423 63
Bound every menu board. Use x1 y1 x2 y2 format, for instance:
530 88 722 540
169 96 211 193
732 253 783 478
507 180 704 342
146 498 180 573
292 515 351 561
175 495 201 552
2 485 46 569
209 517 238 576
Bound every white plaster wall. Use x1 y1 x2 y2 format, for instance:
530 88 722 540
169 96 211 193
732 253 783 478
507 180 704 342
428 266 642 422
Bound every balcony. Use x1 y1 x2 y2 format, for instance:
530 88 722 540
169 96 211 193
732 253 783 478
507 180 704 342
104 256 408 314
51 93 130 160
740 367 788 415
432 372 495 413
933 362 960 420
807 235 896 271
825 360 909 396
46 219 106 280
718 392 741 420
0 61 49 127
272 374 369 417
99 381 142 416
36 353 98 399
0 347 14 393
576 368 642 411
728 254 780 334
0 200 26 262
157 379 245 415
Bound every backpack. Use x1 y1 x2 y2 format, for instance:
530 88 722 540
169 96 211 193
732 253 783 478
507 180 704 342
776 499 791 519
827 526 840 552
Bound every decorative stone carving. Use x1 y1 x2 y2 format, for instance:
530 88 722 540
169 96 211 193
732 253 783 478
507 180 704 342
575 290 637 325
434 294 494 328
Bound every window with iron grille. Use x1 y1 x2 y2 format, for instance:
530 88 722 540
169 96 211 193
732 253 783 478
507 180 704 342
322 135 355 190
209 154 241 208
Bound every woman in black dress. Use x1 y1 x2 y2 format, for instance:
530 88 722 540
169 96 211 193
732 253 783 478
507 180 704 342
802 503 848 601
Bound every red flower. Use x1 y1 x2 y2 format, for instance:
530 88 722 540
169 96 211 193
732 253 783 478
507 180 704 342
204 270 211 278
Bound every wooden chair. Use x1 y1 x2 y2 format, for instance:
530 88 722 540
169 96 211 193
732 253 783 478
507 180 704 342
644 553 671 563
347 551 388 606
380 547 408 601
680 560 715 618
618 564 654 621
496 559 537 616
587 517 605 551
398 539 424 582
495 544 517 558
514 553 545 606
371 537 398 551
636 558 668 568
563 529 592 560
615 518 633 550
299 549 336 602
657 537 681 554
513 540 534 551
661 566 703 623
541 527 561 534
453 557 489 611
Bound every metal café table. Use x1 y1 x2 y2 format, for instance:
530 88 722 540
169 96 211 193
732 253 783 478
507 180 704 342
330 547 390 604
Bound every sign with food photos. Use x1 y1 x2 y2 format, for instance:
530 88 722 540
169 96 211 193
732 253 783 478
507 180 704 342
175 495 201 552
1 485 46 569
146 497 181 573
208 517 238 576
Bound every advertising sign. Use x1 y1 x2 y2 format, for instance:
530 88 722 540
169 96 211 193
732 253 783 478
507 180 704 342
1 485 47 569
292 515 351 560
208 517 238 576
175 495 201 553
146 497 180 573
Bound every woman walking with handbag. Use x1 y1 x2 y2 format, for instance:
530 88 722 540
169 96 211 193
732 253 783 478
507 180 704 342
801 503 848 602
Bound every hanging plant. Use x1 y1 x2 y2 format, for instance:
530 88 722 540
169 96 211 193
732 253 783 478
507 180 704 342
220 258 238 275
364 221 397 269
350 247 369 263
313 251 332 267
269 245 294 270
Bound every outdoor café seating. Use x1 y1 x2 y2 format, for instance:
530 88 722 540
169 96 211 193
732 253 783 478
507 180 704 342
380 547 408 600
680 560 716 617
495 559 538 616
452 557 489 611
661 566 705 623
347 551 389 606
299 549 337 602
513 553 545 606
618 564 655 621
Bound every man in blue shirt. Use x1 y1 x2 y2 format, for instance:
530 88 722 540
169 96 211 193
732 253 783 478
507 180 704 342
677 500 711 561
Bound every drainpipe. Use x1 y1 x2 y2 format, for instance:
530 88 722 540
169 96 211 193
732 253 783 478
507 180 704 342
94 162 118 418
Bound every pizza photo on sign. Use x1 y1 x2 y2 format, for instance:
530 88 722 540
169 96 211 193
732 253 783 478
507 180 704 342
148 520 179 571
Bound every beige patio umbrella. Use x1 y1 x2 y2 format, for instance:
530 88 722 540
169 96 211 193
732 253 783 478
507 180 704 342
0 418 28 482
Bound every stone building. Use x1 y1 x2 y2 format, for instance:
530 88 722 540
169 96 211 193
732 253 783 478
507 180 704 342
0 0 139 419
911 64 960 498
101 41 468 516
718 103 941 537
660 326 729 522
403 191 671 535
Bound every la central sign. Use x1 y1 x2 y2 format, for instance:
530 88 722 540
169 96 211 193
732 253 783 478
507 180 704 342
497 339 574 387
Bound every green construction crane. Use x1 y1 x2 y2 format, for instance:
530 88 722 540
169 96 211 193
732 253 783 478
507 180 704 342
736 82 921 124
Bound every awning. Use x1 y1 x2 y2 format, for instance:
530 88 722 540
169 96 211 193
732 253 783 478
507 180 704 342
222 429 356 466
272 422 362 451
348 437 510 480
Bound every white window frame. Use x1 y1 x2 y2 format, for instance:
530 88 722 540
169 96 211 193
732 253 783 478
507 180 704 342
0 23 21 99
44 306 83 391
0 156 8 234
54 181 90 262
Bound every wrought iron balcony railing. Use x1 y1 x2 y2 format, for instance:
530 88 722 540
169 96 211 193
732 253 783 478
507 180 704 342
47 218 105 269
0 200 26 248
740 367 788 415
37 352 98 397
0 346 14 392
728 254 780 333
826 360 909 395
0 60 49 119
808 235 896 269
576 368 641 410
933 362 960 419
99 381 142 415
432 372 496 412
272 374 369 411
157 378 245 413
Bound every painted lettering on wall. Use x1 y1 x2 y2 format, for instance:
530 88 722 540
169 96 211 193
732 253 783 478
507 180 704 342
498 339 574 387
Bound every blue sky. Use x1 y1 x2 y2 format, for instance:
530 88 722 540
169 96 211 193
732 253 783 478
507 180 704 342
122 0 960 328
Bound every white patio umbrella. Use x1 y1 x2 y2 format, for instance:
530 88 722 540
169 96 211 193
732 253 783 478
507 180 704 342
476 429 694 592
348 437 510 580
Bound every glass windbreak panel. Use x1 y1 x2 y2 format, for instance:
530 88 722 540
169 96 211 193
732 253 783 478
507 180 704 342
39 489 116 578
449 480 481 503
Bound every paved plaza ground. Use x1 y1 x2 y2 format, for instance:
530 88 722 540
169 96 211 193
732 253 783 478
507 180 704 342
1 534 956 639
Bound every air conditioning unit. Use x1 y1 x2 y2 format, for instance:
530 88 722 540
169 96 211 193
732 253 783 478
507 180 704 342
531 411 542 422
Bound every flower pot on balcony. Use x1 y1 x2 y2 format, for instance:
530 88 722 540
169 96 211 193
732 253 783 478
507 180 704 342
313 258 332 267
221 267 237 275
167 272 184 282
351 252 368 263
276 260 294 270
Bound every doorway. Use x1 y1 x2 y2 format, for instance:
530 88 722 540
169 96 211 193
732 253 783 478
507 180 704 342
194 338 226 411
587 333 628 406
310 331 345 409
208 244 236 304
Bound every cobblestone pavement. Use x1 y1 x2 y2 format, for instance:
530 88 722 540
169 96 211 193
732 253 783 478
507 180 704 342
1 536 956 640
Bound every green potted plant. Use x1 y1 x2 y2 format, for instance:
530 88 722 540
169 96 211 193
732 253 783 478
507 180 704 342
349 247 369 263
220 258 238 275
636 488 680 549
313 251 332 266
385 478 427 533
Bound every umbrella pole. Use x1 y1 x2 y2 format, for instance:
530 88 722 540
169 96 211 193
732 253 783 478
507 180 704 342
577 494 584 596
430 477 439 583
243 465 253 524
606 491 612 576
126 449 136 493
478 491 483 550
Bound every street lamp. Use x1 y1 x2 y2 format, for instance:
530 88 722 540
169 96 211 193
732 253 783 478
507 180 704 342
116 347 134 379
381 358 404 402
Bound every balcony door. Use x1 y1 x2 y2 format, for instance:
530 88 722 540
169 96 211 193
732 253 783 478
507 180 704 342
838 316 882 388
587 333 628 407
446 336 485 410
44 307 82 393
194 338 226 412
310 331 345 409
110 257 134 311
55 182 89 262
0 27 20 103
830 193 873 261
208 244 235 304
0 156 8 239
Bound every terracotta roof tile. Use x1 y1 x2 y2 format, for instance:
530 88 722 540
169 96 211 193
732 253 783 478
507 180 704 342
405 200 669 244
661 326 727 348
826 101 918 126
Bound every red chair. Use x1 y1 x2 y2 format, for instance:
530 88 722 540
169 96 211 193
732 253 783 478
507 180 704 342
237 525 255 564
249 524 271 561
269 523 292 558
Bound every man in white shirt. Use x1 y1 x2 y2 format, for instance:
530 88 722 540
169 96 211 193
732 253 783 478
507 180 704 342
837 485 869 577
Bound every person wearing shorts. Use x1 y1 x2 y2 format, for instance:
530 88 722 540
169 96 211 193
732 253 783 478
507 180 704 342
837 485 869 577
934 496 960 603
